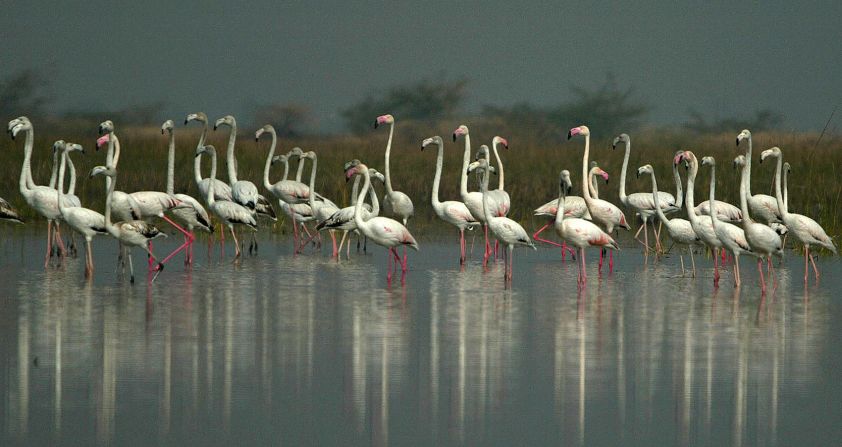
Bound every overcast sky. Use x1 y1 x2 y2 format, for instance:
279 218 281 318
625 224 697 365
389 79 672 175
3 1 841 132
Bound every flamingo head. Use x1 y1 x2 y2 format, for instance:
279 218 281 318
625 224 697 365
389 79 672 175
493 136 509 149
213 115 235 130
344 159 365 181
289 147 304 157
52 140 66 153
421 136 442 150
65 142 84 154
98 120 114 136
475 145 490 161
161 120 174 135
567 125 589 140
674 150 696 168
452 125 469 141
559 170 572 195
194 144 215 158
255 124 275 141
612 133 629 149
759 147 781 163
594 167 609 183
89 165 116 179
783 162 791 174
271 154 287 165
300 151 316 160
736 129 751 146
184 112 207 125
374 114 394 129
701 156 715 167
369 168 385 183
636 164 653 178
8 116 31 139
733 155 746 169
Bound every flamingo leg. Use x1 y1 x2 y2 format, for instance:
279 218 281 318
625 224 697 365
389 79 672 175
713 249 720 287
231 226 241 258
54 223 67 259
507 245 514 282
44 220 53 267
680 254 685 276
598 248 604 273
533 223 562 247
758 259 766 294
643 220 650 255
733 254 741 288
85 240 94 279
338 231 348 260
127 249 135 283
656 221 664 253
158 215 195 265
403 246 407 270
291 217 299 253
459 229 466 265
768 256 778 289
808 249 820 282
609 250 614 273
803 246 809 283
330 230 338 258
148 241 155 269
387 248 393 283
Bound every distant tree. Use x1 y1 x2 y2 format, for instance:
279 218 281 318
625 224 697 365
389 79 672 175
0 68 53 119
253 102 314 137
684 108 785 133
340 77 469 134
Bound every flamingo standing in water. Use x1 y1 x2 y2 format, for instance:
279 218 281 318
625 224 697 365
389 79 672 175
552 170 618 287
637 164 699 276
344 160 418 283
421 136 477 264
195 145 257 258
316 168 384 259
737 130 782 225
733 155 782 293
761 147 836 283
375 114 414 266
568 125 630 273
533 170 590 260
613 133 677 254
55 141 107 278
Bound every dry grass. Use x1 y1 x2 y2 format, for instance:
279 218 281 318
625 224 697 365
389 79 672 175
2 123 841 243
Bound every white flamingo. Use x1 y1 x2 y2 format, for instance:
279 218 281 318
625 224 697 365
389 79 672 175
613 133 677 253
161 120 213 265
702 156 755 288
454 125 501 264
298 151 340 256
89 165 166 284
553 169 618 286
344 160 418 283
637 164 700 276
568 125 630 272
533 170 590 259
733 155 782 293
214 115 260 209
375 114 414 267
761 146 836 283
316 168 384 259
421 136 478 264
268 149 316 250
469 158 536 283
737 129 782 225
55 141 107 278
9 117 74 265
477 137 511 216
185 112 233 203
0 197 23 223
195 145 257 258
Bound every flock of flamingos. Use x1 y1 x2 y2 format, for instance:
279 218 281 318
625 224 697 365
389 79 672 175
1 114 837 290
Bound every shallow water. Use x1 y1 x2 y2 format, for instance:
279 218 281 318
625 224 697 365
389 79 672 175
1 228 840 446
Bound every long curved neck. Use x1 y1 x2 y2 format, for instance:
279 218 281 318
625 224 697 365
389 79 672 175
262 132 277 191
619 140 630 203
744 136 753 197
281 158 290 181
56 151 67 211
649 172 671 227
480 168 493 224
685 161 700 226
459 134 471 197
105 133 120 191
554 183 566 226
225 123 238 184
104 172 116 232
672 162 684 209
166 130 176 195
67 155 77 195
206 151 217 207
384 122 395 194
307 156 318 208
581 134 594 206
772 155 787 219
19 128 35 194
588 170 599 199
49 150 59 189
708 165 720 229
431 143 444 208
369 178 380 216
738 162 753 226
492 141 505 190
350 175 361 206
782 166 789 213
353 171 371 230
193 122 208 186
295 157 305 182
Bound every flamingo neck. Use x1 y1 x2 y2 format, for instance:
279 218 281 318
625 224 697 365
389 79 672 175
350 175 361 206
166 130 176 195
588 169 600 200
206 150 217 207
744 136 753 197
480 166 493 224
782 165 789 213
280 158 290 181
459 133 471 198
225 123 238 184
431 142 444 208
618 139 630 203
369 177 380 216
707 164 721 230
19 128 34 195
67 155 77 196
308 156 318 209
492 141 505 190
649 172 671 228
581 134 593 206
685 160 700 226
295 157 306 183
554 183 566 227
49 149 59 190
672 162 684 209
56 150 68 212
738 161 753 225
262 131 277 191
105 133 120 191
384 122 395 195
193 145 205 186
771 154 787 219
353 170 371 232
104 170 117 234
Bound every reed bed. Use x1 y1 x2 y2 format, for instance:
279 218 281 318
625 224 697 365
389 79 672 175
2 122 840 242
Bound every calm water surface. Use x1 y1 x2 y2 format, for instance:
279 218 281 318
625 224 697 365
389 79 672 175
1 228 840 446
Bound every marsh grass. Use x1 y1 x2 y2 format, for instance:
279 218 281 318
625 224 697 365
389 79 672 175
3 123 841 243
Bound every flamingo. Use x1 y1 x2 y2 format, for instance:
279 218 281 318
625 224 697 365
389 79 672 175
533 170 590 259
8 117 74 265
737 130 782 225
268 149 316 250
0 198 23 223
468 158 536 283
701 156 755 288
316 168 384 259
613 133 677 254
89 165 166 283
733 155 782 293
553 170 619 286
185 112 233 202
343 160 418 283
195 145 257 258
760 147 836 283
54 141 107 278
421 136 478 264
568 125 630 273
161 120 213 265
297 151 340 255
454 125 501 265
375 114 414 266
637 164 700 276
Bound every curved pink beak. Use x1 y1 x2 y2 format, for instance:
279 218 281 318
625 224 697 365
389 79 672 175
567 127 581 140
673 152 686 165
96 134 110 149
600 171 610 181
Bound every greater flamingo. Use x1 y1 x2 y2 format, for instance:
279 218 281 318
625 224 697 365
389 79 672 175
375 114 414 266
454 125 501 264
637 164 699 276
89 165 166 283
297 151 340 255
702 156 755 288
195 145 257 258
761 147 836 283
613 133 677 254
316 168 384 259
552 169 618 287
533 171 590 259
737 130 782 225
568 125 630 272
733 155 782 293
55 141 107 278
344 160 418 283
422 136 478 264
185 112 233 203
469 158 535 283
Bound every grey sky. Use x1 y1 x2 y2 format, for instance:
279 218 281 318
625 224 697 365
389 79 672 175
3 1 841 132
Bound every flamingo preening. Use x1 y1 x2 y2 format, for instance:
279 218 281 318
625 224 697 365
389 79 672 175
344 160 418 283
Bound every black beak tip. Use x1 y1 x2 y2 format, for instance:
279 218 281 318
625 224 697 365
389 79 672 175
373 121 379 129
213 125 218 131
567 131 573 140
161 129 165 135
452 134 457 142
736 138 740 146
184 119 189 125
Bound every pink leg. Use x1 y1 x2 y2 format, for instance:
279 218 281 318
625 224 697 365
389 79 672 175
803 246 809 283
403 246 407 271
292 218 299 254
459 230 466 265
231 227 241 258
387 249 393 283
494 240 499 261
713 251 720 287
533 223 562 247
54 223 67 259
148 241 155 268
330 230 338 258
758 259 766 294
809 250 820 282
483 225 490 267
159 215 194 265
598 249 604 273
44 220 53 267
609 250 614 272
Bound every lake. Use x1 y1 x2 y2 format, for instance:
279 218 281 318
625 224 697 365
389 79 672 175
1 227 840 446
